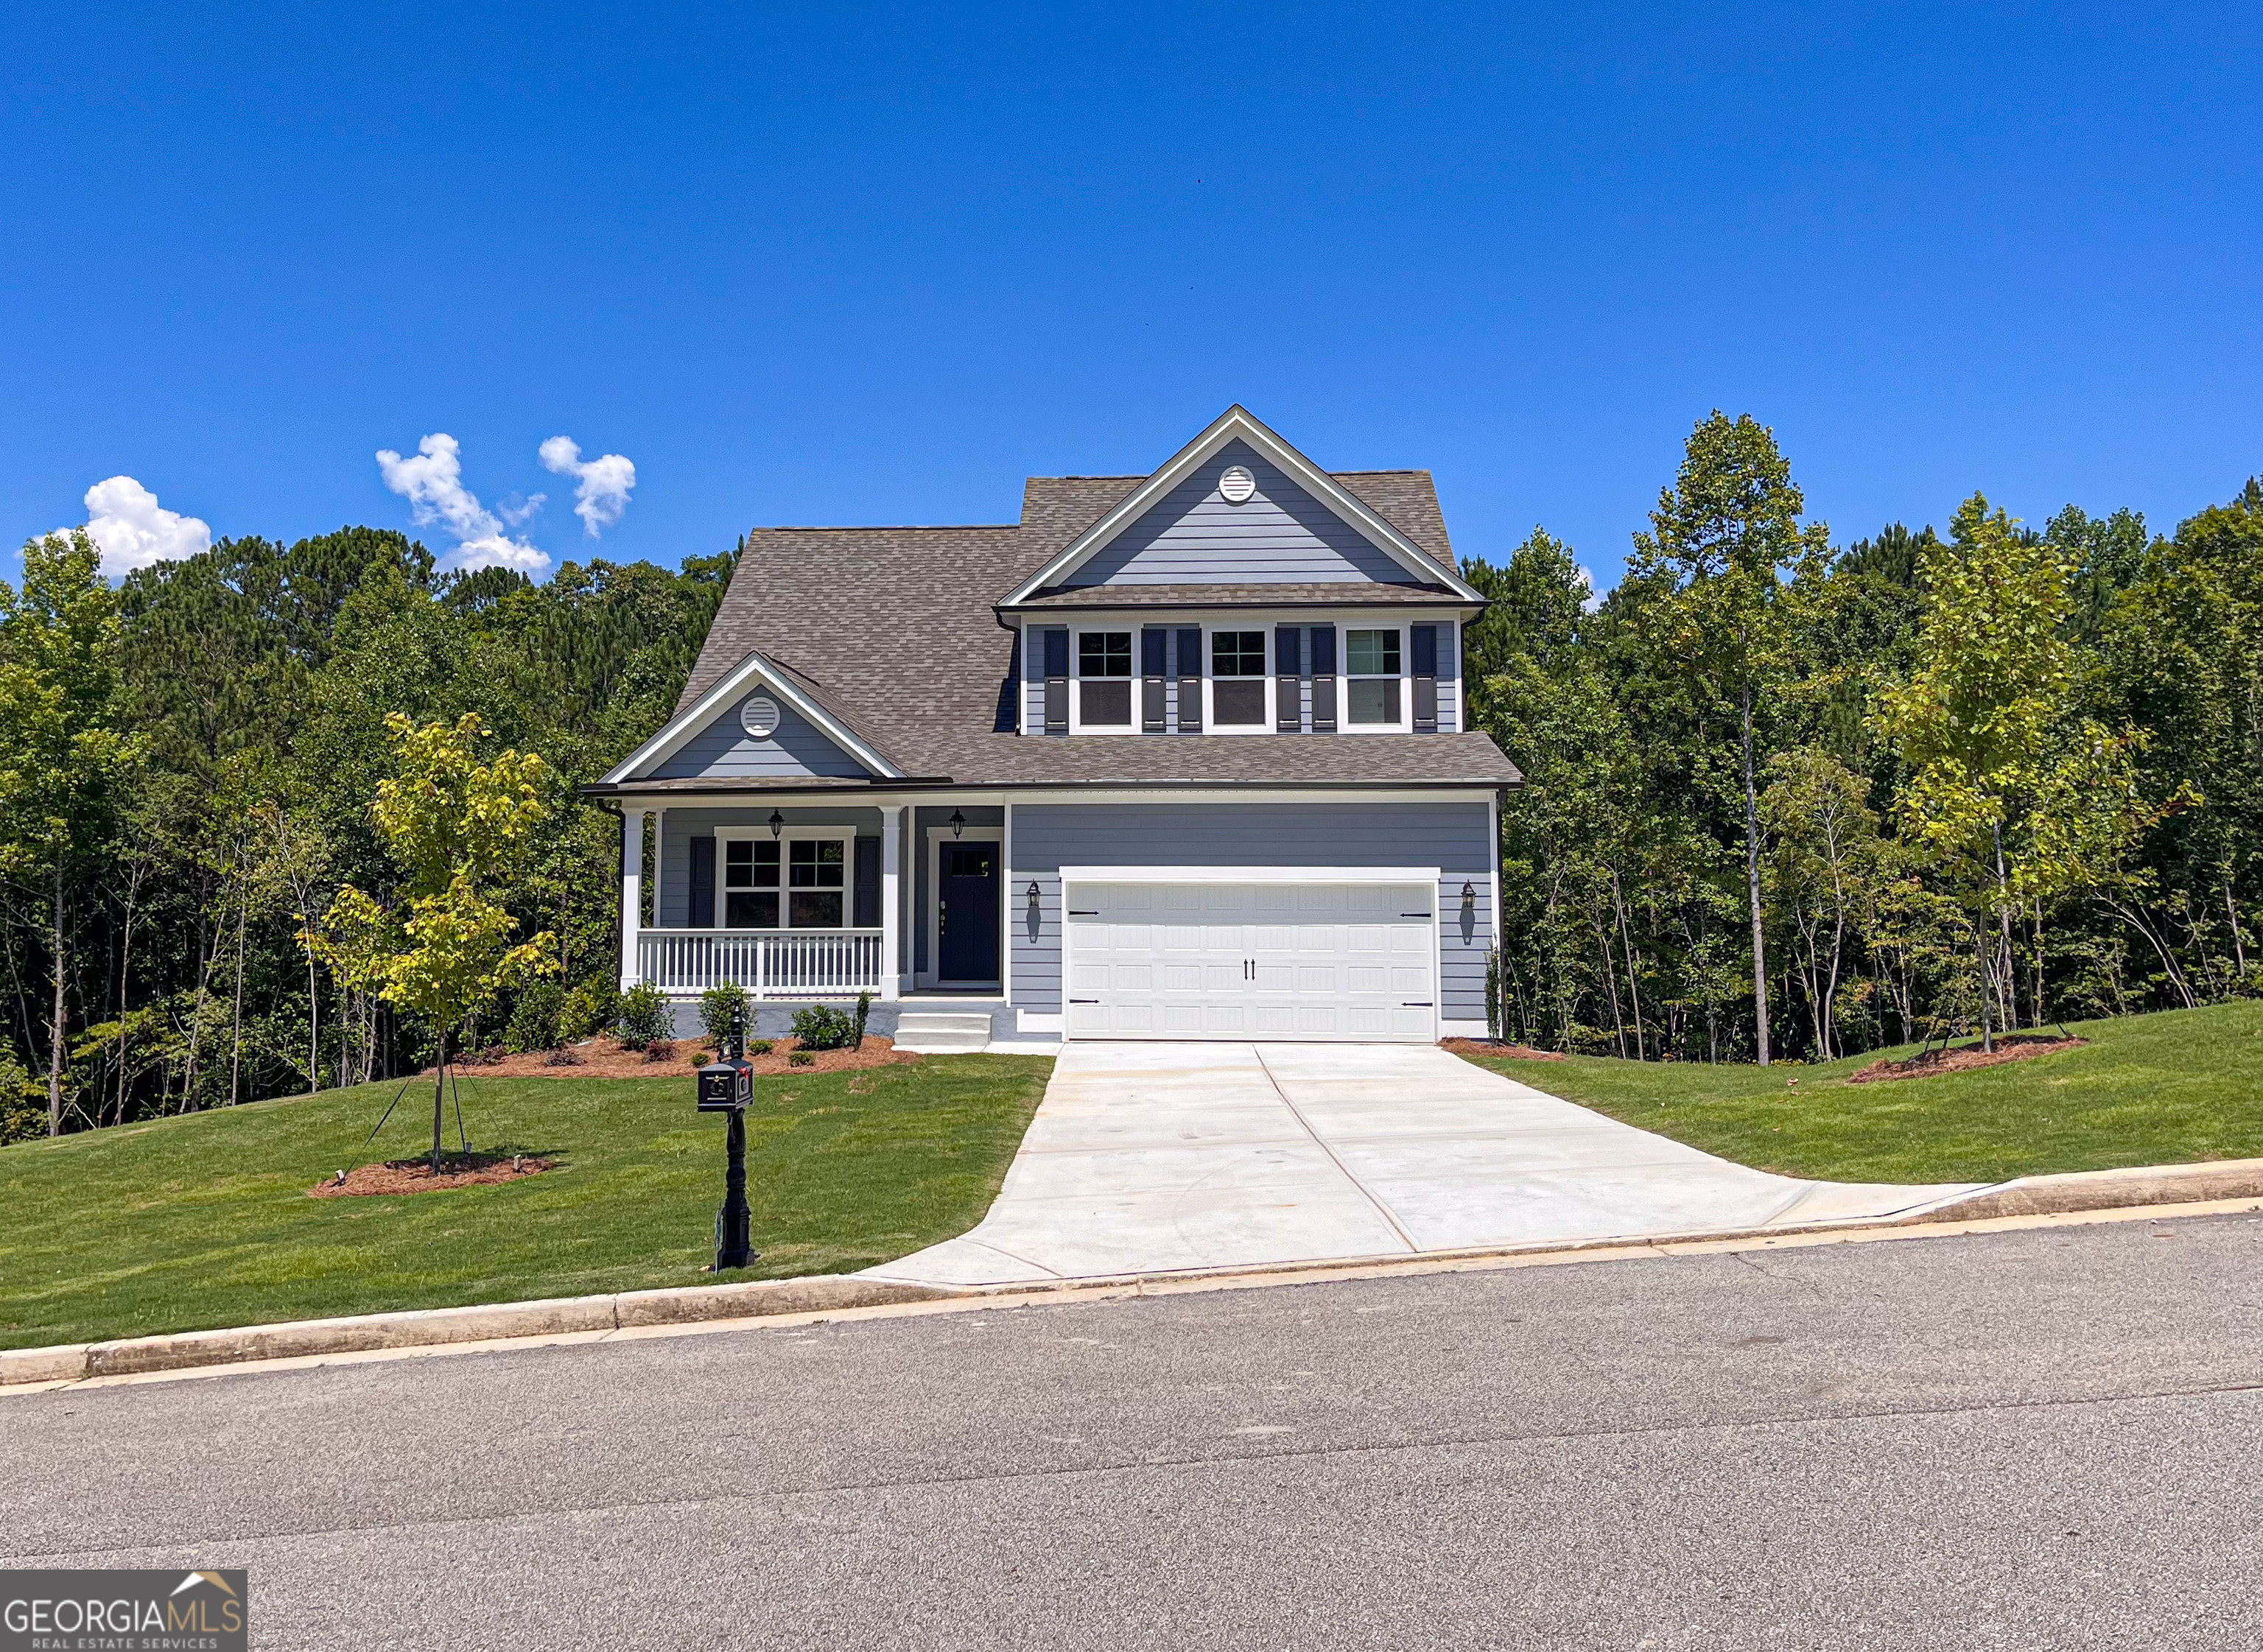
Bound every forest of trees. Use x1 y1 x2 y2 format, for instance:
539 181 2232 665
1 412 2256 1140
1468 415 2259 1064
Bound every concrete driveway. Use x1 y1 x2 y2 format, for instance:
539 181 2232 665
867 1042 1979 1286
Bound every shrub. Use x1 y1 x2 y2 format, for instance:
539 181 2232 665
557 977 619 1044
748 1038 774 1056
616 983 673 1050
543 1046 583 1067
852 989 871 1050
699 982 751 1048
504 982 565 1053
790 1004 860 1051
787 1050 814 1066
644 1038 676 1064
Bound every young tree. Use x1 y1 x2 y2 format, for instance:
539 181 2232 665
0 532 140 1133
314 713 559 1170
1627 413 1831 1064
1761 746 1881 1060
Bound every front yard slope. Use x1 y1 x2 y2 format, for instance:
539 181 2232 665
1459 1002 2263 1186
0 1057 1051 1352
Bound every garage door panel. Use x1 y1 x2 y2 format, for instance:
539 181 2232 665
1064 879 1436 1044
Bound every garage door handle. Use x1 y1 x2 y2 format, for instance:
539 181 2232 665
1403 1002 1433 1008
1070 999 1099 1005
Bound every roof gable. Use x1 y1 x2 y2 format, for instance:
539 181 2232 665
1000 407 1481 605
1059 439 1417 588
604 650 904 785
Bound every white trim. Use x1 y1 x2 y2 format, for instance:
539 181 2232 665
1067 623 1139 736
618 807 646 991
1016 1009 1063 1034
1439 1020 1490 1041
605 787 1509 810
880 808 903 1001
1487 789 1504 1030
600 649 904 784
923 824 1005 989
1059 865 1442 885
1000 406 1484 605
1002 801 1016 1006
1341 620 1412 734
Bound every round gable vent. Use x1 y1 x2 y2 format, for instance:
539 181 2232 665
1218 464 1257 505
740 695 782 739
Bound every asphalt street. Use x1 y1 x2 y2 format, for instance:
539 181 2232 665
6 1214 2263 1650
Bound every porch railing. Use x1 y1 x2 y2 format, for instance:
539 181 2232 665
636 929 886 998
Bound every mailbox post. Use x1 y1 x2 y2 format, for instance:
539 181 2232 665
695 1002 758 1271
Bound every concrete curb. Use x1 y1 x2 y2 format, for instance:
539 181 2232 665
1906 1156 2263 1223
1 1277 955 1388
8 1157 2263 1391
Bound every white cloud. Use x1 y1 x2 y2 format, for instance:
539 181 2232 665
1577 566 1603 614
60 476 212 576
538 435 636 537
375 433 550 574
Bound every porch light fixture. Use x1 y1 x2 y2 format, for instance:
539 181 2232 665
1460 881 1477 943
1026 881 1042 924
768 809 785 840
950 809 966 840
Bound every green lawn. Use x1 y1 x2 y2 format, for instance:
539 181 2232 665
1461 1001 2263 1184
0 1055 1052 1352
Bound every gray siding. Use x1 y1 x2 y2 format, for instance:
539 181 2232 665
1064 440 1420 588
650 695 869 780
1008 801 1496 1021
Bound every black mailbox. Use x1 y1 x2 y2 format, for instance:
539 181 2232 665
697 1058 753 1112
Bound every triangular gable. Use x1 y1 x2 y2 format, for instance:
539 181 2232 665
1001 406 1481 603
602 650 902 784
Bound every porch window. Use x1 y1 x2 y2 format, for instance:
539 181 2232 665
720 833 850 929
1347 628 1403 725
788 838 846 928
1211 630 1267 725
1078 630 1132 726
723 839 780 929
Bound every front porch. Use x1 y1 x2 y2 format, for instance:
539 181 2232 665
616 799 1008 1005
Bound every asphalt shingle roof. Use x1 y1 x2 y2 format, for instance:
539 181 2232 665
659 465 1519 790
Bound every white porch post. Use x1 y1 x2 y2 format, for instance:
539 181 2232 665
880 806 903 1001
619 807 647 991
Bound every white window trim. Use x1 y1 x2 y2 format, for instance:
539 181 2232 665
1341 621 1413 734
714 826 858 932
1204 622 1272 735
1067 625 1140 736
921 824 1005 988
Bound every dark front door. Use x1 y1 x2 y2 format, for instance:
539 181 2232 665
938 842 1000 983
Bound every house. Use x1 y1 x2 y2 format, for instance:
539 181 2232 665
589 406 1521 1048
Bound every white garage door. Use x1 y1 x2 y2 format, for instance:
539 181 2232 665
1063 879 1438 1042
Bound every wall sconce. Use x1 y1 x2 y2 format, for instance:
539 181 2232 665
1459 881 1477 944
950 809 967 839
1025 880 1042 936
768 809 785 840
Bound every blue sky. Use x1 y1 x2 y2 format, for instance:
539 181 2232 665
4 2 2258 594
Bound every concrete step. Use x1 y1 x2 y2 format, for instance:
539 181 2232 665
892 1012 995 1053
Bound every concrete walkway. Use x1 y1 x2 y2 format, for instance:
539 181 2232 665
866 1043 1982 1286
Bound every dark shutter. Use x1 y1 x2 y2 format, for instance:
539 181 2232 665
1141 627 1168 732
853 836 881 927
1174 626 1203 732
1411 624 1439 733
689 834 715 929
1274 625 1302 733
1309 624 1338 732
1042 628 1069 734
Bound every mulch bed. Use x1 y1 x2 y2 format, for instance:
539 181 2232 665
1439 1038 1568 1061
436 1034 917 1080
310 1152 556 1199
1847 1033 2089 1086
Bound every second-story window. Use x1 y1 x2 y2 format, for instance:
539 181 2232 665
1212 630 1267 725
1078 631 1132 726
1347 628 1403 725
